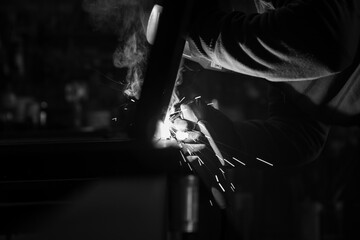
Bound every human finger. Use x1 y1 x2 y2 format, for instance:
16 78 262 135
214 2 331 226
180 130 206 143
180 104 199 123
172 118 197 132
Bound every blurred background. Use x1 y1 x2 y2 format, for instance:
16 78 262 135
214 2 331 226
1 0 360 240
0 0 136 141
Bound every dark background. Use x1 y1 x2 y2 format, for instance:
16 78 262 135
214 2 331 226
0 0 128 138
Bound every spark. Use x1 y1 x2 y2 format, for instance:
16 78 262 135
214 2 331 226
215 154 224 162
187 144 196 152
198 157 205 165
179 150 187 163
209 200 213 206
179 97 186 104
223 158 235 167
130 99 136 102
256 157 273 166
232 157 246 166
194 96 201 100
187 149 193 156
112 118 117 121
230 183 235 190
93 68 125 88
187 163 193 171
215 175 219 182
219 168 226 179
207 102 214 106
218 183 226 192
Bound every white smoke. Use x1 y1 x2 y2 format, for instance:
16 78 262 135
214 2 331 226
83 0 154 100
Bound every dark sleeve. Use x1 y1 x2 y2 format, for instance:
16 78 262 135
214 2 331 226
187 0 360 81
228 84 330 169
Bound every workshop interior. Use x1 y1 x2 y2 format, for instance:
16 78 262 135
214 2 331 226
1 0 360 240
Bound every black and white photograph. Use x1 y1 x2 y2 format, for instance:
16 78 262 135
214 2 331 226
1 0 360 239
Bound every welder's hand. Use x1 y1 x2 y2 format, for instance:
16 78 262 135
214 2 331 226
171 116 207 162
172 98 241 209
172 98 241 167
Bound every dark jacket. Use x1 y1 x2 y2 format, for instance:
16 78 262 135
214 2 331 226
188 0 360 125
187 0 360 166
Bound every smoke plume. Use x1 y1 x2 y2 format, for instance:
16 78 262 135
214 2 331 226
83 0 154 100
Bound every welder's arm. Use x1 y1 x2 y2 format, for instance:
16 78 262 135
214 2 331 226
187 0 360 81
232 112 330 169
175 91 330 170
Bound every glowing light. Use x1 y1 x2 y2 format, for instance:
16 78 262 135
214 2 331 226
232 157 246 166
179 97 185 103
215 154 223 162
187 149 192 156
256 157 273 166
219 168 226 179
223 158 235 167
187 163 193 171
218 183 225 192
155 114 172 140
179 150 187 163
175 131 189 141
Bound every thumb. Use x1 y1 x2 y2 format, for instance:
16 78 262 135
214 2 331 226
180 103 199 123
